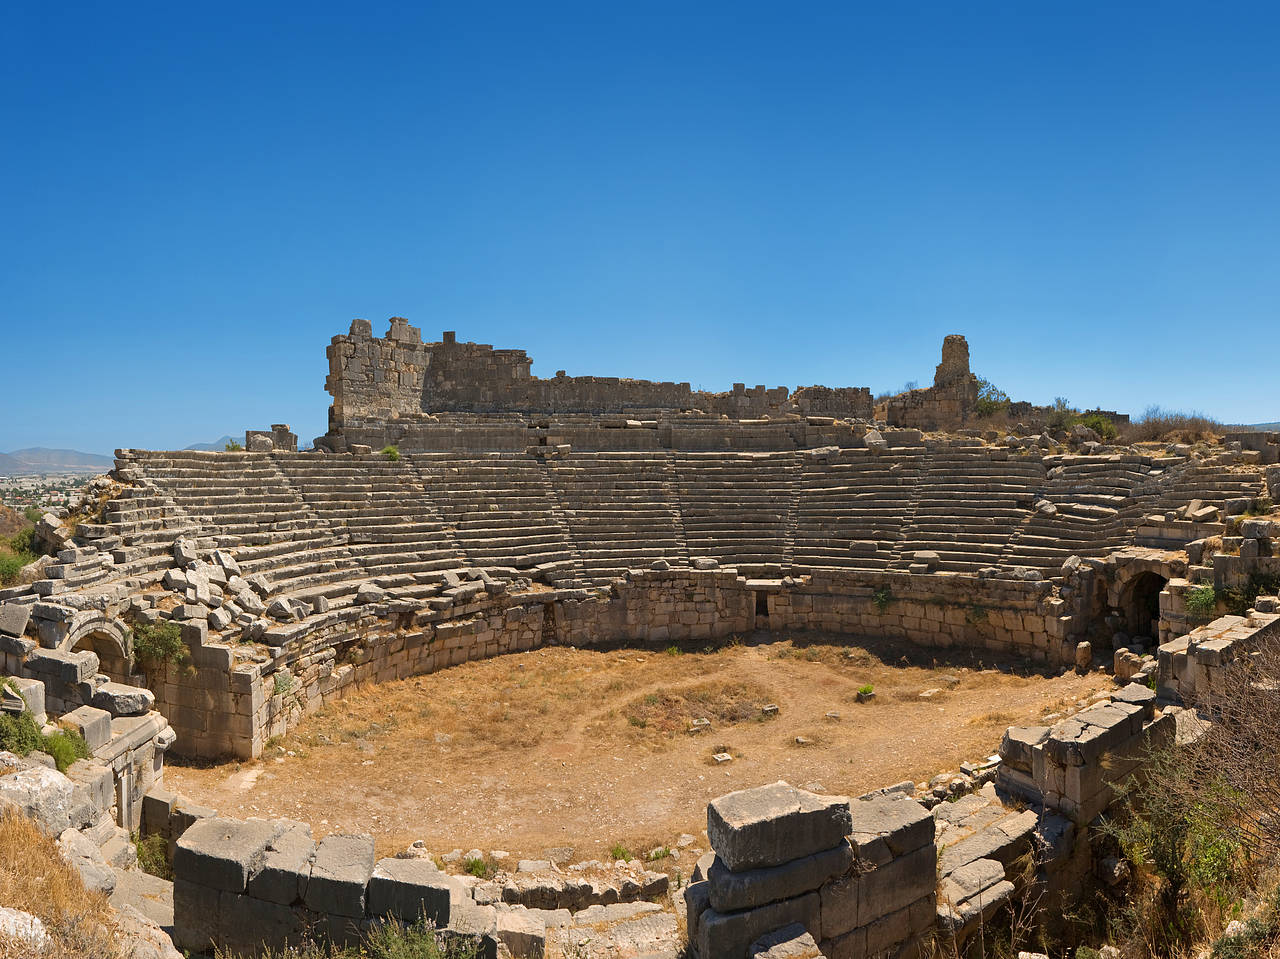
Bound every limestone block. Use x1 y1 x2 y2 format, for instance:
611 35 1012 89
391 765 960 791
847 793 934 862
698 891 821 959
749 923 822 959
59 705 112 752
90 682 154 717
0 604 31 639
708 840 852 912
174 817 283 893
173 878 221 952
305 833 375 918
218 888 305 955
368 857 454 927
247 821 315 905
0 755 80 834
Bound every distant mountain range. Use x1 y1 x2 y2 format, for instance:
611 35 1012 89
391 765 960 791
0 448 114 474
1250 422 1280 431
184 435 236 451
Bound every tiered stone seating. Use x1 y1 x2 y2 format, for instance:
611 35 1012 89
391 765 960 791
791 447 924 570
1146 462 1266 515
413 453 581 579
271 453 464 597
999 456 1154 572
121 452 358 597
671 452 797 569
548 452 688 583
891 443 1044 573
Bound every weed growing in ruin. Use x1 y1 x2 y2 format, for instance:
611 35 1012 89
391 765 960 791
41 729 89 772
646 846 672 862
274 669 298 698
1220 574 1280 617
0 526 38 586
224 439 243 451
609 842 633 862
132 831 172 880
130 620 190 679
1185 585 1219 620
0 711 89 772
872 586 893 612
382 444 401 461
462 855 494 879
858 684 875 696
665 645 682 656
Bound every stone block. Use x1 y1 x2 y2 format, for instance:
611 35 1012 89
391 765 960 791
90 682 154 717
848 793 934 861
749 923 822 959
0 604 31 639
708 840 852 913
218 888 305 955
708 782 851 873
698 891 821 959
368 857 454 927
247 820 315 905
173 878 220 952
59 705 112 753
305 833 374 918
174 817 283 893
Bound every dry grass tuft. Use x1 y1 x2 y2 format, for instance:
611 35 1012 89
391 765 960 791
0 808 119 959
623 681 772 735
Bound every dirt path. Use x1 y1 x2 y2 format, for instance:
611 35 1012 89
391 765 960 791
166 636 1107 862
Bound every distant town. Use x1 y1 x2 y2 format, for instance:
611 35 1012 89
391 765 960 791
0 471 97 514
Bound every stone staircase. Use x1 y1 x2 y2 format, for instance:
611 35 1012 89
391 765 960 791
414 453 582 581
791 447 925 571
671 452 798 571
547 452 689 584
891 442 1044 574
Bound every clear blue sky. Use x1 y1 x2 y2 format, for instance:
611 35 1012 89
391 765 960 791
3 2 1278 454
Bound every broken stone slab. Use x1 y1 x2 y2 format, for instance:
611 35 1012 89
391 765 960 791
708 839 852 912
57 826 117 895
494 906 546 958
305 833 375 918
173 539 199 566
749 923 823 959
174 817 284 893
847 793 934 864
708 781 851 873
368 856 455 927
59 705 113 752
246 820 315 905
0 755 83 835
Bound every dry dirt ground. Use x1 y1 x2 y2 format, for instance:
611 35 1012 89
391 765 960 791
166 634 1108 864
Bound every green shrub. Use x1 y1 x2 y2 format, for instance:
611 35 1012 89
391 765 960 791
1185 585 1218 619
972 377 1010 419
1080 412 1118 442
462 856 493 879
224 440 243 451
273 669 297 698
8 528 35 555
23 507 41 524
0 554 25 586
133 832 172 880
382 445 401 462
41 729 89 772
0 710 43 757
858 684 874 696
131 621 189 677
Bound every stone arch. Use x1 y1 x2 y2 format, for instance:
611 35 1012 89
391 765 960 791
64 615 133 683
1119 571 1168 641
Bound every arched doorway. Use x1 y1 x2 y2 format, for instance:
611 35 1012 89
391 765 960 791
72 631 133 684
1122 571 1168 641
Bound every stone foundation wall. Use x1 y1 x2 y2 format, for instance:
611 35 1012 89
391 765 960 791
150 568 1087 761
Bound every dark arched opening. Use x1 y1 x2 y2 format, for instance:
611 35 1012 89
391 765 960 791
1123 572 1168 641
73 631 133 684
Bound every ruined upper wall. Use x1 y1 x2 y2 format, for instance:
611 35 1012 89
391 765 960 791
885 333 980 431
326 318 872 424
